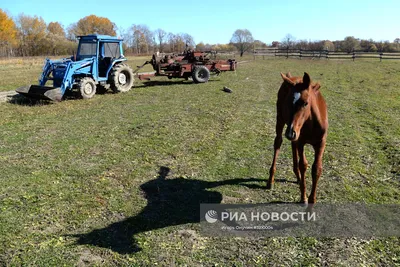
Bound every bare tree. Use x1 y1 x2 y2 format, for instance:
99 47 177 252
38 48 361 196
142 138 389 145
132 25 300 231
128 24 154 54
281 34 296 49
181 33 195 49
155 28 166 52
166 33 176 52
230 29 254 57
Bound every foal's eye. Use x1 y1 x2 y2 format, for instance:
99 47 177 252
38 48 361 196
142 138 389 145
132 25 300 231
303 102 308 107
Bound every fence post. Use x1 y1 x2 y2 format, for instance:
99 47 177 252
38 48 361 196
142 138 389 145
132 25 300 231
299 49 302 60
380 52 383 62
352 51 355 61
286 47 289 59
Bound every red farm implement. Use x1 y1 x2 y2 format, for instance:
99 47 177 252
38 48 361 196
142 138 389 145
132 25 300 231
135 50 237 83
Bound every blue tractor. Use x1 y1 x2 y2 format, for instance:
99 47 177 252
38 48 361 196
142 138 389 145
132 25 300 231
16 34 134 101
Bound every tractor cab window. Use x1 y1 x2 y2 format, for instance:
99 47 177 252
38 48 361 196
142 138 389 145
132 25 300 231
98 42 121 77
100 42 121 58
78 42 97 59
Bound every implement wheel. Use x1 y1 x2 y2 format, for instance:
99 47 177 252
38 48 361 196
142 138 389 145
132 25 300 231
79 77 96 99
110 63 134 93
192 65 210 83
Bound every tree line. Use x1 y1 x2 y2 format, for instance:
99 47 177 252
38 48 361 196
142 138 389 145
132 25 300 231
273 34 400 53
1 9 399 57
0 10 200 57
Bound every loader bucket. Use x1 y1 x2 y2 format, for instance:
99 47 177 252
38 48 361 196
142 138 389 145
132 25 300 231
16 85 63 101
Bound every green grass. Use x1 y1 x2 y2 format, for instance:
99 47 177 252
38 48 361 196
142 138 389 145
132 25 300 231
0 56 399 266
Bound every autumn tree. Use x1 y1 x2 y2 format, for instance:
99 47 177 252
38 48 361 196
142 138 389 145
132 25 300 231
322 40 335 51
0 9 18 56
253 40 267 49
16 14 47 56
218 43 236 52
341 36 360 52
46 22 75 56
70 15 116 37
47 22 65 37
230 29 254 56
196 42 206 51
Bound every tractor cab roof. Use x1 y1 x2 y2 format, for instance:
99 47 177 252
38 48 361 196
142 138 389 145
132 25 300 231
78 34 123 42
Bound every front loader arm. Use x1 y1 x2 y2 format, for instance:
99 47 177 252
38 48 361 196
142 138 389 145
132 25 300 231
39 59 54 86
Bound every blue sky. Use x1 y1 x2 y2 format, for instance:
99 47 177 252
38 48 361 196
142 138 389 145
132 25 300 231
2 0 399 44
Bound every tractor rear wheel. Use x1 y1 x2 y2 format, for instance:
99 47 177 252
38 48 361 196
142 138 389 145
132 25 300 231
79 77 96 99
110 63 134 93
192 65 210 83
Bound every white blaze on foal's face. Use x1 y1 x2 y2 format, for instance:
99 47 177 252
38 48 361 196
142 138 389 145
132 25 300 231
293 92 301 105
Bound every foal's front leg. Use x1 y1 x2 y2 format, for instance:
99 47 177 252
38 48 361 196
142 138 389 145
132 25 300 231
291 142 301 184
267 120 285 189
298 144 308 203
308 141 326 204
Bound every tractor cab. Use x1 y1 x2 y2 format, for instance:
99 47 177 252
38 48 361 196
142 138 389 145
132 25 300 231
77 35 123 78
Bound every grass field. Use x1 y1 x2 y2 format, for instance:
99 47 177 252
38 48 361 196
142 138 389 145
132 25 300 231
0 56 399 266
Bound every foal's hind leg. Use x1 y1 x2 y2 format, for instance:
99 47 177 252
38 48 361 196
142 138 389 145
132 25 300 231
267 119 285 189
308 141 326 204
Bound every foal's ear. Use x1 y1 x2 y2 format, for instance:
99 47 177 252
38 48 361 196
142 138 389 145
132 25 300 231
312 82 321 91
281 72 295 86
286 72 292 78
303 72 311 87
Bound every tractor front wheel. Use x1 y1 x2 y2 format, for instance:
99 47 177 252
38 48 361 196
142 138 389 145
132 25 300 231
110 63 134 93
79 77 97 99
192 65 210 83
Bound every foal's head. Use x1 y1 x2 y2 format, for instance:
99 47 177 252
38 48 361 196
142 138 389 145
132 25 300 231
280 72 320 141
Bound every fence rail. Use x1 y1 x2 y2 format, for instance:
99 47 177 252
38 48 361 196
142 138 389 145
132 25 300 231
253 48 400 61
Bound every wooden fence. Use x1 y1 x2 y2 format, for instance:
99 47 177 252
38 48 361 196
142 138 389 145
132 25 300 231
253 48 400 61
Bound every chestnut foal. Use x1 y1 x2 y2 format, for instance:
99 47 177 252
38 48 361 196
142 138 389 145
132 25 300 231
267 72 328 204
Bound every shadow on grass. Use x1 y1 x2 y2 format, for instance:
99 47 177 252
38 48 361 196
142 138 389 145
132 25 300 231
243 178 298 189
7 94 54 106
9 90 115 104
134 79 218 88
74 166 265 254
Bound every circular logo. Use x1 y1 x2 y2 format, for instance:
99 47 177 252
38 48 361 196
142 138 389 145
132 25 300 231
205 210 218 223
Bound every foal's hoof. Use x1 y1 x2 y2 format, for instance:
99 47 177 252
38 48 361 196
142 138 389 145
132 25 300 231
305 204 315 213
266 183 274 190
298 200 308 207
